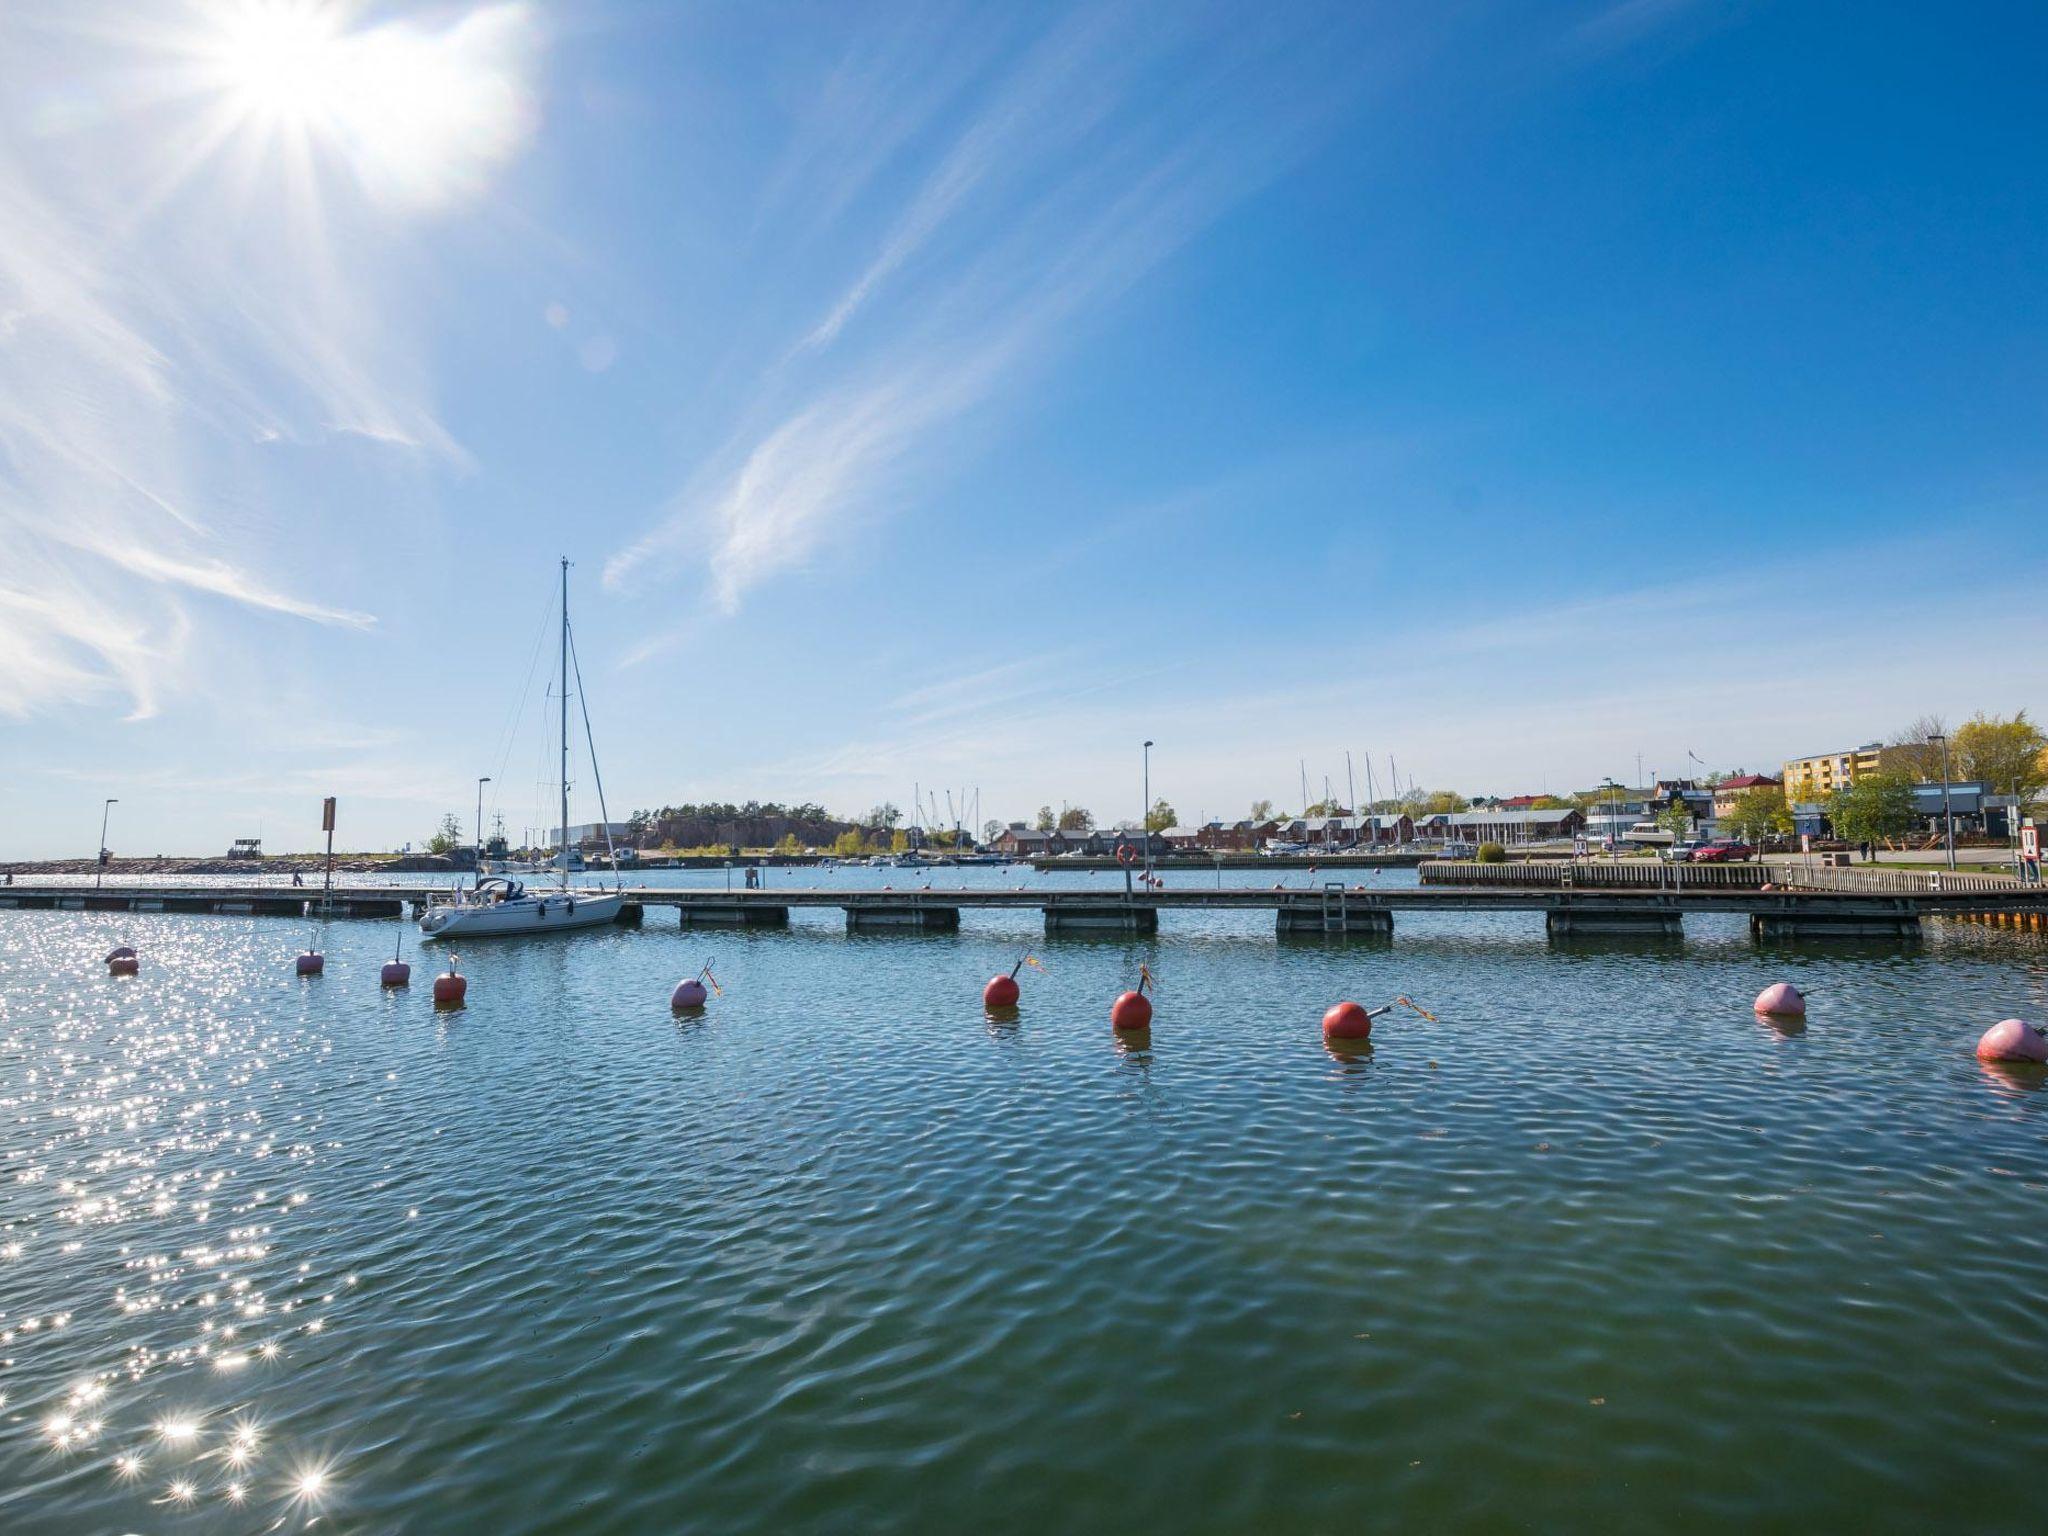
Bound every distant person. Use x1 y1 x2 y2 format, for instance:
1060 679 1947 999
1860 840 1872 862
291 870 304 887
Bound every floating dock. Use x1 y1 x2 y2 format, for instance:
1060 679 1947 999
4 875 2045 941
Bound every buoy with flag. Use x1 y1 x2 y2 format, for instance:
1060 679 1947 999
672 960 721 1013
984 953 1041 1012
1111 966 1155 1035
1323 994 1435 1045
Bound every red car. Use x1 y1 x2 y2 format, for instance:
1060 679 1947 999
1691 841 1755 863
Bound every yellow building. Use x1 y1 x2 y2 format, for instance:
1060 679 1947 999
1781 742 1884 803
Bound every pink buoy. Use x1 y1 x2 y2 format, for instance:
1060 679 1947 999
983 974 1020 1010
1975 1018 2048 1064
1323 1001 1373 1041
380 961 411 988
1111 990 1153 1033
295 951 324 976
1753 982 1805 1017
433 970 467 1009
671 978 709 1011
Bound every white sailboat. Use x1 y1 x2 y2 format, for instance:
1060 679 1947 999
421 559 626 939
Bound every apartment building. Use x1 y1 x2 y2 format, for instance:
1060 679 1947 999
1781 744 1883 803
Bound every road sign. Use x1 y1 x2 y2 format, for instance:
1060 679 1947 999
1801 833 1811 854
321 796 337 832
2023 822 2040 861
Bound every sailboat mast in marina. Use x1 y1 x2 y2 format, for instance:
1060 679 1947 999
419 559 626 939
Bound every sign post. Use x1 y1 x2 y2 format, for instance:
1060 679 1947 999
2022 819 2040 883
321 797 337 907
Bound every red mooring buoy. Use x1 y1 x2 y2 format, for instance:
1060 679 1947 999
433 969 467 1009
983 974 1020 1010
1322 1000 1373 1041
1110 990 1153 1032
671 978 709 1011
380 961 411 987
1753 982 1805 1018
106 946 139 976
1977 1018 2048 1064
295 951 325 976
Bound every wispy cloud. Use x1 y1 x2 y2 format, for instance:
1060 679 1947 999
606 3 1377 611
0 1 544 719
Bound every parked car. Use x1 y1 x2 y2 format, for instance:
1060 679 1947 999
1660 841 1702 862
1691 841 1756 863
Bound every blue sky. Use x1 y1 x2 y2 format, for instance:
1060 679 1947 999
2 0 2044 856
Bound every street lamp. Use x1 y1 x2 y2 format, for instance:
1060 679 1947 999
96 798 118 889
474 777 492 886
1142 740 1154 882
1929 734 1956 871
1601 779 1622 858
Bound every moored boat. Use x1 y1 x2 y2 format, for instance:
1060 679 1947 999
421 558 625 942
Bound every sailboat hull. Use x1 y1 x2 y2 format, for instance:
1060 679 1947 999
420 891 625 939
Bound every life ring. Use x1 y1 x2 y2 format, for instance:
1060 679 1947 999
1117 843 1136 866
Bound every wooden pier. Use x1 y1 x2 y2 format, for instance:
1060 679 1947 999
4 874 2046 942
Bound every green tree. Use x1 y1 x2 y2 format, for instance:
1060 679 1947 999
424 812 463 856
1475 841 1507 864
864 802 902 830
1145 798 1178 833
831 828 866 857
1727 785 1792 843
1655 801 1693 841
1529 795 1571 810
983 820 1003 844
1034 805 1056 832
1056 805 1094 833
1829 771 1917 848
1418 789 1469 815
1952 711 2048 807
890 829 910 853
1249 798 1275 822
774 832 801 855
1303 797 1343 816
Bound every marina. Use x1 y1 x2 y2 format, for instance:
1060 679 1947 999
4 896 2047 1533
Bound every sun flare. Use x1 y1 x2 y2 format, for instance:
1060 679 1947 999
183 0 540 209
206 1 351 129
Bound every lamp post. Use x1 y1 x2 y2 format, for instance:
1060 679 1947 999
1141 740 1154 881
1930 734 1956 870
474 777 492 885
96 798 117 889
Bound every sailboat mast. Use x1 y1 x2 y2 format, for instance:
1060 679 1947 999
559 556 570 887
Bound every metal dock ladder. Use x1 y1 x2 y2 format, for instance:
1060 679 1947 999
1322 881 1348 934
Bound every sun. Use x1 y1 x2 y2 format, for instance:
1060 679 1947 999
173 0 541 210
201 1 355 133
